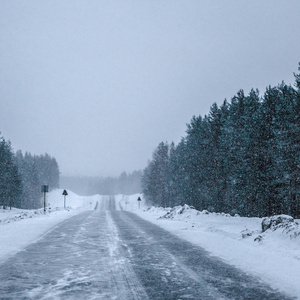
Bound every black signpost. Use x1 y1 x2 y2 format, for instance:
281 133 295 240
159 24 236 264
41 185 49 212
62 190 68 209
137 196 142 209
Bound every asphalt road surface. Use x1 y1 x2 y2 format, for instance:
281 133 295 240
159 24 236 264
0 196 294 299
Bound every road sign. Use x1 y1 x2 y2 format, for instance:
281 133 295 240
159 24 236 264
41 185 49 193
62 190 68 208
137 197 141 209
41 185 49 212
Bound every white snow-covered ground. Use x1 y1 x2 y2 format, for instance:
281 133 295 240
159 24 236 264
116 194 300 300
0 189 99 263
1 190 300 299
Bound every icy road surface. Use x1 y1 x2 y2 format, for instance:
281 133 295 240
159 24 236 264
0 196 293 299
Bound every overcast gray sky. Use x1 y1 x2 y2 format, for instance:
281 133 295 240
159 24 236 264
1 0 300 177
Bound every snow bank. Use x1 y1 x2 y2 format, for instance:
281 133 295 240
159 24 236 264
118 194 300 299
262 214 299 234
0 189 99 263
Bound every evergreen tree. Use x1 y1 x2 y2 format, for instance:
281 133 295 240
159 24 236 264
142 62 300 218
15 151 60 209
0 137 22 208
207 101 229 212
141 142 170 207
168 139 189 206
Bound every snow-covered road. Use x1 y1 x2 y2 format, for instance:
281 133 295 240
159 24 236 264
0 196 293 299
0 198 147 300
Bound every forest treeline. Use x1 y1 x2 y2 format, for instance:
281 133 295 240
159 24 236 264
141 64 300 218
0 136 59 209
60 170 142 196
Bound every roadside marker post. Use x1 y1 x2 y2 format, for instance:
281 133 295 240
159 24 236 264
41 185 49 213
137 196 142 209
62 190 68 209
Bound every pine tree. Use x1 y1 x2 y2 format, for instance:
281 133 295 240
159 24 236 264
207 102 230 212
0 137 22 209
142 62 300 218
15 151 60 209
141 142 170 207
168 139 189 206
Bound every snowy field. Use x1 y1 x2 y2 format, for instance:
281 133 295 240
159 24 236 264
116 194 300 300
1 190 300 299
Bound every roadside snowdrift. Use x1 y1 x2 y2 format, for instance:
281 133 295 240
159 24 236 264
116 194 300 299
